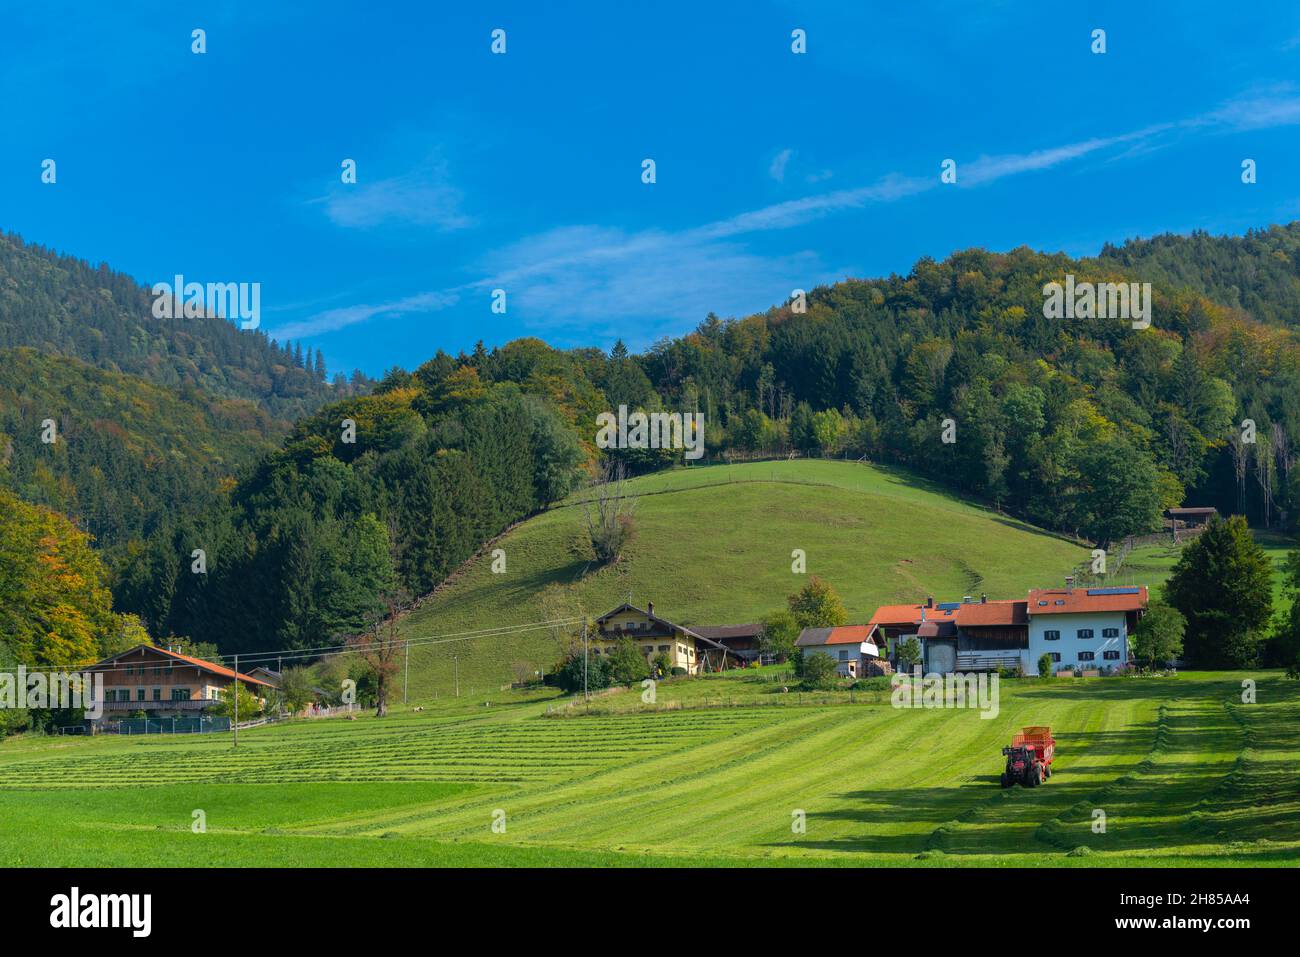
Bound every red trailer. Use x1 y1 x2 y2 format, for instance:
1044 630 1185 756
1000 726 1055 788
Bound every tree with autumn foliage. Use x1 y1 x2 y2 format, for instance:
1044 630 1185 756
0 488 144 669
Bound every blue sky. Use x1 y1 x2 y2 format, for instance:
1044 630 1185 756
4 1 1300 378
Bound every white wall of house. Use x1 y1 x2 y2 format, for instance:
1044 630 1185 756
1027 611 1128 673
801 643 861 677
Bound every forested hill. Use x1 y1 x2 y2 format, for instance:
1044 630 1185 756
4 222 1300 668
0 231 370 420
631 226 1300 540
1097 223 1300 328
0 347 281 556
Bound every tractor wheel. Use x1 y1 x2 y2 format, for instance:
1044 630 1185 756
1000 772 1012 788
1044 764 1052 780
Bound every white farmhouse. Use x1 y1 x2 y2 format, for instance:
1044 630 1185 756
1026 585 1147 674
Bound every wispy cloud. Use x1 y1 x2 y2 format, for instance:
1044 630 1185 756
270 290 460 339
1199 84 1300 131
472 226 832 341
769 148 794 182
284 85 1300 342
960 126 1172 186
309 155 472 230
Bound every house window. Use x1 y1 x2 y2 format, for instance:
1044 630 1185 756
1103 628 1119 638
170 688 191 701
641 646 653 655
1054 600 1065 605
1044 630 1061 641
136 688 146 701
838 649 849 661
1048 653 1061 663
658 645 669 652
1078 651 1095 662
1103 650 1120 660
152 688 161 701
1077 628 1094 639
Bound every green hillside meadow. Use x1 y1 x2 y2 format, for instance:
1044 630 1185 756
393 459 1090 700
0 670 1295 866
2 457 1296 868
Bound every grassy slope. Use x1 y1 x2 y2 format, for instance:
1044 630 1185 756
394 459 1090 700
1116 530 1295 617
0 670 1295 867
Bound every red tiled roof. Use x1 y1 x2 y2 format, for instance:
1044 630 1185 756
869 603 930 627
824 625 876 645
1027 587 1148 615
868 600 1025 628
88 644 274 688
957 600 1028 627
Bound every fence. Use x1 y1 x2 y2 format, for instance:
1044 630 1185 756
94 716 232 735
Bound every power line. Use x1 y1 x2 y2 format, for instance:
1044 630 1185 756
20 618 584 679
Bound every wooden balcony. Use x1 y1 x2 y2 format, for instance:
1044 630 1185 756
98 698 217 711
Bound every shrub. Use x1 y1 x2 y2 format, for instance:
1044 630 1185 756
897 637 922 669
799 653 839 690
551 652 612 694
758 610 800 661
1037 654 1053 678
606 638 651 684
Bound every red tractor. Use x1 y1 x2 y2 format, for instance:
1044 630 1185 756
1000 726 1054 788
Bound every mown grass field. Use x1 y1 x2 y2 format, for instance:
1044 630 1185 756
393 459 1092 700
1 669 1296 867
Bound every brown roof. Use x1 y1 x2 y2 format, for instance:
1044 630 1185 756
1166 507 1217 515
88 644 274 688
1026 586 1148 616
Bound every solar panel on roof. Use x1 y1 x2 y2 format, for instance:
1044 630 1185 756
1086 587 1141 596
937 602 962 610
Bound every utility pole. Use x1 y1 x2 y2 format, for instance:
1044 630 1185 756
582 621 589 702
454 656 459 697
404 642 409 705
232 654 239 749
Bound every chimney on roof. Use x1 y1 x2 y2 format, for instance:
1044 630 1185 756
981 593 987 604
647 601 654 615
925 596 934 609
1065 576 1075 594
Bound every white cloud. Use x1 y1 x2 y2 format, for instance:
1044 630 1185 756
288 86 1300 340
311 156 472 230
769 148 794 182
474 226 831 340
270 290 460 339
1200 85 1300 131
